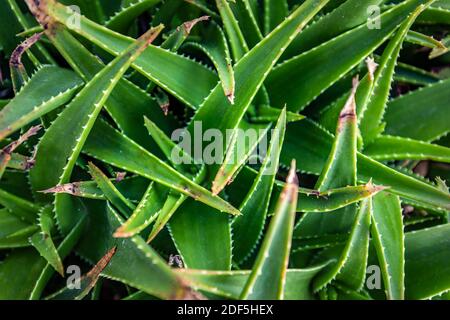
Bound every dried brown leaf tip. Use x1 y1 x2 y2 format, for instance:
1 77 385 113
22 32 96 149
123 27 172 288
338 76 359 127
365 57 378 81
281 159 299 201
87 247 117 280
115 172 126 182
40 182 81 196
226 91 235 105
24 0 55 32
1 125 42 157
366 179 389 195
181 16 210 35
10 32 43 69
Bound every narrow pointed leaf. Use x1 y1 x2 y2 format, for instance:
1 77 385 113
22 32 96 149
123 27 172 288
114 182 167 238
405 224 450 299
184 20 235 102
384 78 450 142
29 206 64 276
295 79 359 238
360 5 427 143
263 0 288 35
88 162 136 216
371 192 405 300
232 109 286 264
240 162 298 300
364 135 450 163
313 196 372 292
47 247 117 300
0 65 82 141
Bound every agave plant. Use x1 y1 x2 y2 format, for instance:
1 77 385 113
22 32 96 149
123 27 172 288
0 0 449 301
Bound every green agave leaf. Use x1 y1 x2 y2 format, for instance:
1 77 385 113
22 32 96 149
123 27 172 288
313 196 372 292
147 190 187 243
30 26 164 233
29 206 64 276
0 248 47 299
212 121 271 195
384 77 450 142
169 199 233 270
240 162 298 300
263 0 288 35
281 120 450 211
76 201 192 300
0 188 41 224
105 0 162 32
364 135 450 163
295 79 359 239
143 116 197 174
280 0 388 61
394 61 440 85
184 0 220 20
30 214 87 299
83 119 239 215
333 284 373 300
229 0 263 48
430 34 450 59
147 16 210 93
143 117 205 242
267 0 434 112
0 228 38 249
44 23 177 153
150 0 185 26
417 5 450 24
248 105 305 123
0 65 82 141
405 224 450 299
114 182 167 238
177 266 327 300
215 0 249 62
359 5 426 144
30 0 218 109
184 20 235 102
371 192 405 300
292 233 349 251
189 0 329 170
88 162 136 216
232 109 286 264
47 247 117 300
0 208 33 239
405 30 447 49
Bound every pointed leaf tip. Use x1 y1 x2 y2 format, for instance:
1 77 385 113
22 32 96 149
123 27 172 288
182 16 210 34
287 159 298 187
365 57 378 81
338 76 359 126
366 179 390 195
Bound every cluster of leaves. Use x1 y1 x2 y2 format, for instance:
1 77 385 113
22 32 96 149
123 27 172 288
0 0 449 300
